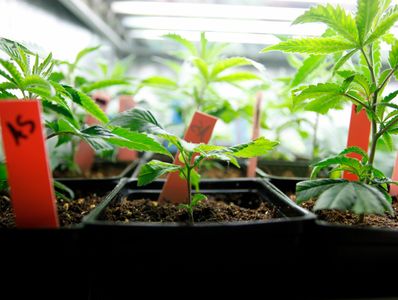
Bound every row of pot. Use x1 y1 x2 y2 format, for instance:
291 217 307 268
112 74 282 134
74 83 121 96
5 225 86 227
2 158 398 299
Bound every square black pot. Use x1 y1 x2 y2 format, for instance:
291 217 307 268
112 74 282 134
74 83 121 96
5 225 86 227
0 178 126 299
84 178 314 266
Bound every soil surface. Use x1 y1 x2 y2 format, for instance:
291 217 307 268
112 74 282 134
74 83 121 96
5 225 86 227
0 192 103 228
301 199 398 229
53 162 131 179
104 193 280 223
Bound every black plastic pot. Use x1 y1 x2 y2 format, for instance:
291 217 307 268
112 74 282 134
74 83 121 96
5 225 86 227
54 160 138 180
0 178 126 300
257 159 312 177
268 177 398 298
83 178 315 297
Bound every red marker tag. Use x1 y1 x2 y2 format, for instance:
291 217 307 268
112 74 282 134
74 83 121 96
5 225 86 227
159 111 218 204
247 92 263 177
117 95 138 161
74 92 110 173
390 153 398 196
343 104 371 181
0 100 59 228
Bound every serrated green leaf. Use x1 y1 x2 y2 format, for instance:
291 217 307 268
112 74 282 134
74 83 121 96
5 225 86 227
0 59 23 85
314 181 393 215
192 57 208 81
109 127 172 157
311 155 363 178
261 37 356 54
211 57 252 78
304 94 344 114
0 90 17 99
141 76 178 89
138 160 180 186
291 55 325 88
338 146 369 163
227 137 278 158
48 72 65 83
293 4 358 43
63 86 109 123
38 53 53 75
164 33 197 56
381 131 394 151
74 46 100 67
215 72 260 82
383 90 398 103
41 100 78 126
333 49 358 73
296 178 347 203
22 75 55 96
389 41 398 68
81 79 129 93
356 0 379 44
365 5 398 46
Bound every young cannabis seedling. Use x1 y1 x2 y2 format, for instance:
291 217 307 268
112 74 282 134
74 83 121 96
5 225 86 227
109 108 278 223
262 0 398 220
141 32 266 125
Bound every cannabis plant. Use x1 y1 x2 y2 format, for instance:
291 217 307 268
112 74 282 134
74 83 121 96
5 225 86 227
262 0 398 219
142 32 267 126
0 39 164 195
109 108 278 223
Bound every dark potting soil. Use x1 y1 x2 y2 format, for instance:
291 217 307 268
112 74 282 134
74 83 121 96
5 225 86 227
104 193 280 223
301 200 398 229
0 193 103 228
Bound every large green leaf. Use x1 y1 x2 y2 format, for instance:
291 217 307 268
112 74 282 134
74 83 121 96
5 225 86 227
365 5 398 45
261 37 356 54
164 33 197 56
227 137 279 158
109 108 167 135
311 155 363 178
81 79 129 93
63 86 109 123
109 127 172 157
215 72 260 82
291 55 325 88
356 0 379 44
141 76 178 90
192 57 209 81
314 181 393 215
389 41 398 68
293 4 358 43
138 160 180 186
0 59 23 85
333 49 358 73
74 46 100 67
296 178 347 203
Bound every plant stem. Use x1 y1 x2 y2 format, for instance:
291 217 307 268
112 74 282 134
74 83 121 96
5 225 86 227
186 166 194 224
312 113 319 160
360 47 376 86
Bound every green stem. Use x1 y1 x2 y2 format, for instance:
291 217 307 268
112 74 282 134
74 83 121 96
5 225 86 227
46 131 73 140
186 166 193 224
357 213 365 224
360 47 376 86
312 114 319 160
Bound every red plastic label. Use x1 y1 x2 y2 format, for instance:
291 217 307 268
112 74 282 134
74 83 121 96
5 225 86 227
390 153 398 196
343 104 371 181
247 92 263 177
159 111 218 204
117 95 138 161
0 100 59 228
74 92 110 173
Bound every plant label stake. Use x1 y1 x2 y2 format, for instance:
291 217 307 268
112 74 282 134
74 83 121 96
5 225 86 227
390 153 398 196
247 92 263 177
0 100 59 228
159 111 218 204
74 91 110 173
343 104 371 181
117 95 138 161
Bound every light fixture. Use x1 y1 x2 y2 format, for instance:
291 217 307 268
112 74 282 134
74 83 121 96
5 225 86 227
112 1 306 21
